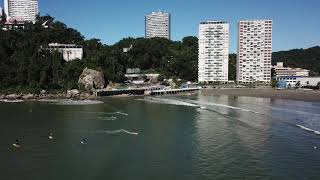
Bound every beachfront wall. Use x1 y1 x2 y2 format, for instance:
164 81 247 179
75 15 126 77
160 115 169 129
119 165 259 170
298 77 320 87
150 88 200 95
276 76 320 87
96 88 200 97
97 89 145 96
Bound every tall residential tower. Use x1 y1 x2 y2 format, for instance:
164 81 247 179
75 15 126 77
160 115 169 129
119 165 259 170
4 0 39 22
145 11 170 39
237 20 272 84
198 21 229 83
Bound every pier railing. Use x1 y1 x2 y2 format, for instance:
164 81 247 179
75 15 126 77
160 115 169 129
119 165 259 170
96 87 200 97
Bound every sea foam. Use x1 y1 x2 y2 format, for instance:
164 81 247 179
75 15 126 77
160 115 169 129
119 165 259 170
184 99 262 114
73 129 139 136
106 112 129 116
97 116 117 121
55 100 104 105
296 124 320 135
139 97 199 107
0 99 24 103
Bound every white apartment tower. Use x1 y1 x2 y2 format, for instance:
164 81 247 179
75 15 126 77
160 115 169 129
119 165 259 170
145 11 170 39
237 20 273 84
198 21 229 83
4 0 39 22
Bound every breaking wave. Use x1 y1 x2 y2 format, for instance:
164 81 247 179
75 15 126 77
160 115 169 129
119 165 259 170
97 116 117 121
0 99 24 103
38 99 60 103
106 112 129 116
139 97 199 107
296 124 320 135
73 129 139 136
184 99 262 114
55 100 104 105
79 111 129 116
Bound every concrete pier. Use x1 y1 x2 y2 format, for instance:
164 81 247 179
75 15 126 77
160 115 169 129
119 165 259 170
96 87 162 97
96 87 200 97
149 88 200 96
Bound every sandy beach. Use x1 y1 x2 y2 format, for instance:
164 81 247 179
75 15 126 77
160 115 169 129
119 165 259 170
201 88 320 102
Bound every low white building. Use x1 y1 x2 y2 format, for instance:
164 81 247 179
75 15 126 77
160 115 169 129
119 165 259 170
273 62 309 77
123 45 133 53
125 68 160 85
277 76 320 87
297 77 320 87
48 43 83 61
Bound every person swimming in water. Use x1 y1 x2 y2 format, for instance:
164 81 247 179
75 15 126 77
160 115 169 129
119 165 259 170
13 139 21 148
49 132 54 140
80 138 87 145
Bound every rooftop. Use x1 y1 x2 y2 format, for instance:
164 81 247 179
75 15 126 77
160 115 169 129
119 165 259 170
200 21 228 25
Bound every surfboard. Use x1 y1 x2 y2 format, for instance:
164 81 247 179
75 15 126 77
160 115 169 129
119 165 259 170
13 144 21 148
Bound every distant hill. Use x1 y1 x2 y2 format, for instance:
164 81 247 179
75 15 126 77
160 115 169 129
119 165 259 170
272 46 320 76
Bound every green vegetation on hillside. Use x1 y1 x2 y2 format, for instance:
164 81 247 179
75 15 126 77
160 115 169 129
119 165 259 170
0 16 319 93
272 46 320 76
0 16 198 93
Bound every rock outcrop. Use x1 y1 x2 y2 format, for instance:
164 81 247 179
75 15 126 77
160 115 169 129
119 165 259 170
67 89 80 98
78 68 105 91
22 94 35 99
6 94 22 99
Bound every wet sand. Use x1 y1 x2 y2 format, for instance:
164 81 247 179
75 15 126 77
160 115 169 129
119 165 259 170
201 88 320 102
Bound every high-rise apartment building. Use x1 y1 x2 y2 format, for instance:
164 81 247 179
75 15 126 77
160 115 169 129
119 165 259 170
4 0 39 22
237 20 272 84
145 11 170 39
198 21 229 83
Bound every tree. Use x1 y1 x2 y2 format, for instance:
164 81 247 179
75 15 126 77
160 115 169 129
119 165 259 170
0 8 6 23
229 54 237 81
295 81 301 89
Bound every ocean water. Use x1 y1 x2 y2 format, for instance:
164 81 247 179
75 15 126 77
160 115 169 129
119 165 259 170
0 92 320 180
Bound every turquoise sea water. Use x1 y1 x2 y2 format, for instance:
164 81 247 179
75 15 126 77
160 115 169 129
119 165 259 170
0 92 320 180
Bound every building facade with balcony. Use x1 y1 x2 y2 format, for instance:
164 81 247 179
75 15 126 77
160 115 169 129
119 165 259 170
273 62 310 77
4 0 39 22
198 21 229 83
237 20 273 84
145 11 170 39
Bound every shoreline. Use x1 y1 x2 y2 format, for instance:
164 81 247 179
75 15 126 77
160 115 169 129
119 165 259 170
2 88 320 103
201 88 320 102
0 93 98 101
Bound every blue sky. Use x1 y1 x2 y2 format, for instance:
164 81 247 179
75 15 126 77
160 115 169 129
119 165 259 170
2 0 320 52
